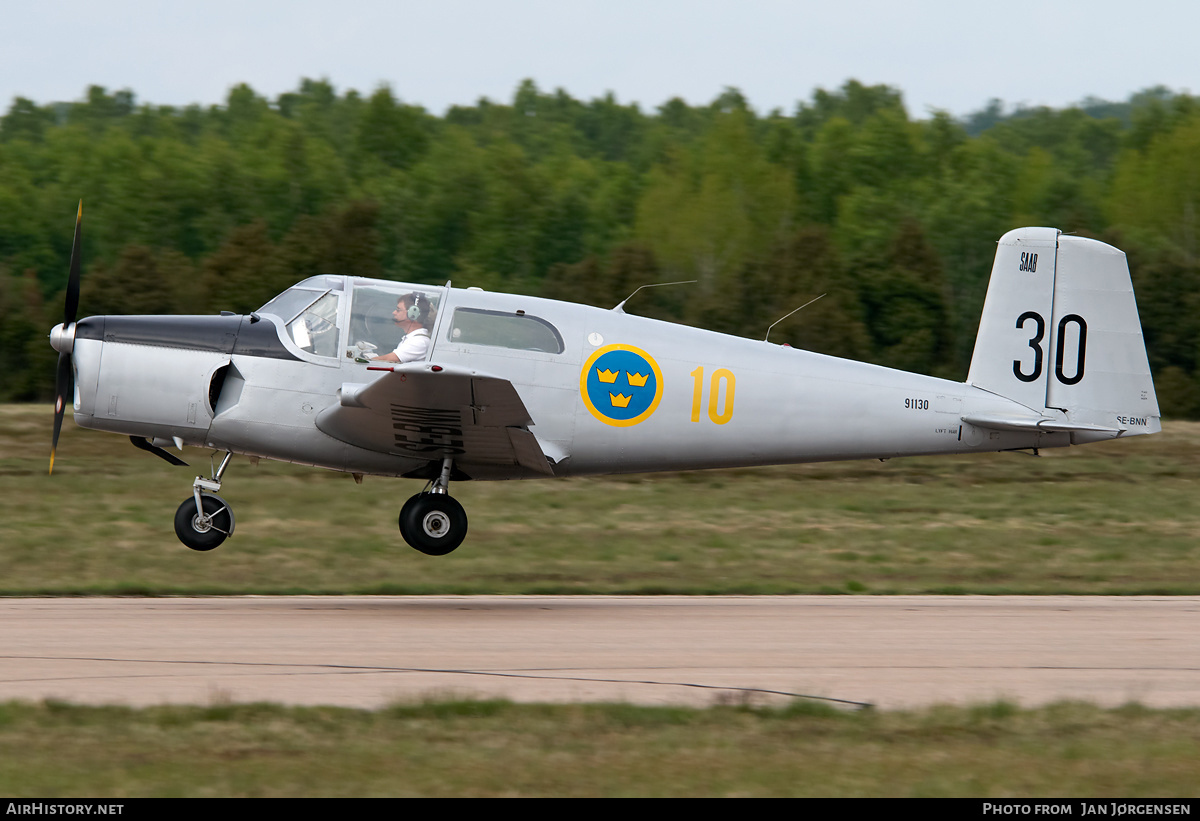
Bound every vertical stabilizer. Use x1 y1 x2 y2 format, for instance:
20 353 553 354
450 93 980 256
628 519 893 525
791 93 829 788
967 228 1159 437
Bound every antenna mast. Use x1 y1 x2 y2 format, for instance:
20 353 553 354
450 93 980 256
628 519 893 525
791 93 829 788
764 294 826 343
612 280 696 313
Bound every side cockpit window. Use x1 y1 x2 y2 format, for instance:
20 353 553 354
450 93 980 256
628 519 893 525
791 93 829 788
448 308 564 354
348 284 443 361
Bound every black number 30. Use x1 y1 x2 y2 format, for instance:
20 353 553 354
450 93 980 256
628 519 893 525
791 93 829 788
1013 312 1087 385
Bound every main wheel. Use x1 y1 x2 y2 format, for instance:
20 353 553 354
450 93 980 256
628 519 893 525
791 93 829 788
174 494 234 551
399 493 468 556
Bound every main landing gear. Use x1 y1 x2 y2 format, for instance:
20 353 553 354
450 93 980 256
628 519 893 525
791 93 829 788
174 451 235 551
168 452 467 555
399 457 468 556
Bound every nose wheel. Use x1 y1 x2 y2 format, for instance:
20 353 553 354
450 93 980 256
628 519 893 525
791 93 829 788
174 493 234 551
174 452 236 551
399 457 468 555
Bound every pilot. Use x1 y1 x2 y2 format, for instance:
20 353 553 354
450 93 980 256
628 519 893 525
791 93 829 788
369 293 431 363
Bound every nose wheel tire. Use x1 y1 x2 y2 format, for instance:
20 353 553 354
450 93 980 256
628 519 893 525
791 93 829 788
400 493 468 556
174 494 234 551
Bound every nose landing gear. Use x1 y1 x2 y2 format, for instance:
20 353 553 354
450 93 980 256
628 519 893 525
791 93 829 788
399 457 468 556
174 452 236 551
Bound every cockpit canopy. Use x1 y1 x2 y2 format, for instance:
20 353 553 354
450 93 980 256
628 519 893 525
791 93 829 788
258 276 444 360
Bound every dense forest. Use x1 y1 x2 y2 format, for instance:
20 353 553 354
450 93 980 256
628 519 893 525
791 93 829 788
2 79 1198 415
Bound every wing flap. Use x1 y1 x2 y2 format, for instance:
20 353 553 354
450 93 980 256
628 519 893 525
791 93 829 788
508 427 555 475
316 362 556 474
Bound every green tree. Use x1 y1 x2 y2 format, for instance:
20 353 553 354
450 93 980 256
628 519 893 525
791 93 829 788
1110 112 1200 262
0 268 52 400
79 245 176 316
859 220 955 376
755 226 869 359
542 243 662 314
200 221 279 313
636 108 794 330
0 97 55 143
354 85 431 172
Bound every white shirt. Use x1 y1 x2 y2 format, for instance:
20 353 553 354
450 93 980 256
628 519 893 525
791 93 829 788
391 328 430 363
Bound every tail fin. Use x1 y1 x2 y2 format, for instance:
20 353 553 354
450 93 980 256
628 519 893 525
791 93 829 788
967 227 1160 438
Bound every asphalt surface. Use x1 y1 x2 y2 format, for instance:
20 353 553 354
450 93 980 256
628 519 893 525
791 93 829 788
1 595 1198 709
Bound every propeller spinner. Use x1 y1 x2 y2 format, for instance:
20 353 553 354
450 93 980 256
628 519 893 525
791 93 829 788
49 200 82 475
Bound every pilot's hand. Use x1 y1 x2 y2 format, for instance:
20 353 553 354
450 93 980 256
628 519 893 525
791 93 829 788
352 341 380 363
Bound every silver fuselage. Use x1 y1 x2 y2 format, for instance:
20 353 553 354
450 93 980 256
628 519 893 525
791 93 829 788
67 276 1108 481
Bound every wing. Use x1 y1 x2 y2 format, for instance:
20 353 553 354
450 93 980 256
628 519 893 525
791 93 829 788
315 362 557 477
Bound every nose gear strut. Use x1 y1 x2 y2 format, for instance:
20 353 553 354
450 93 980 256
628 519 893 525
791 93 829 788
174 451 236 551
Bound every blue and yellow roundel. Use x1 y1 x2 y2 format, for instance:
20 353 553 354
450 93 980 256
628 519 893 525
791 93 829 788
580 344 664 427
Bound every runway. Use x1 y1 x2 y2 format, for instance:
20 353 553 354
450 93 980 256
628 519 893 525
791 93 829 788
1 596 1198 710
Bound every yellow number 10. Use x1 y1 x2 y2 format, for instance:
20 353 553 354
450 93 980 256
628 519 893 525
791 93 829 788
690 366 736 425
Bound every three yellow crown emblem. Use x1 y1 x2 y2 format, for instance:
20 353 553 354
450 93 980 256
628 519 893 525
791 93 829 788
581 344 663 427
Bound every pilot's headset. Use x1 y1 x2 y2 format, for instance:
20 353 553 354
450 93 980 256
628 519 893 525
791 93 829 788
404 293 429 324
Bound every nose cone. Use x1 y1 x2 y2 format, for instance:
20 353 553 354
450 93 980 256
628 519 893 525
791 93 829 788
49 323 75 354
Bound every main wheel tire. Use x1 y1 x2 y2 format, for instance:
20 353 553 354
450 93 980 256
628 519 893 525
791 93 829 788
399 493 468 556
174 494 234 551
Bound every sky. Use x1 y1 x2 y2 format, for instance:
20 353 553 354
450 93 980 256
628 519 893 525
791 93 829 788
2 0 1198 119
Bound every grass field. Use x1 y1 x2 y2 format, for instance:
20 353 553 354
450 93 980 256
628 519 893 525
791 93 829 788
3 404 1199 595
0 699 1197 797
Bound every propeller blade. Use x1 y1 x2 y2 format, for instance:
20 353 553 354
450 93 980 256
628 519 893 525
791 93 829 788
63 200 82 326
49 349 73 475
51 201 82 475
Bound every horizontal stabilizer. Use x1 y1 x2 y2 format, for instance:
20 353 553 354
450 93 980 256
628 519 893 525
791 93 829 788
961 412 1120 436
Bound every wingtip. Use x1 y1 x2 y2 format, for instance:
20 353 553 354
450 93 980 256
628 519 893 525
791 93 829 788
76 200 82 220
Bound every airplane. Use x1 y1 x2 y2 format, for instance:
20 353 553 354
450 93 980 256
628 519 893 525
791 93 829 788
48 202 1160 555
